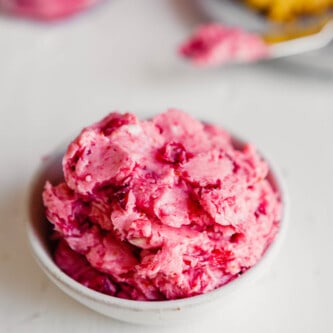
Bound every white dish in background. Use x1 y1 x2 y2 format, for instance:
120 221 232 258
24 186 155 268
196 0 271 33
27 132 288 325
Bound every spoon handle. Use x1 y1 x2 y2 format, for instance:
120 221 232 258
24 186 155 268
269 21 333 59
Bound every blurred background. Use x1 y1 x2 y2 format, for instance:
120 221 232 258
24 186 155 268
0 0 332 332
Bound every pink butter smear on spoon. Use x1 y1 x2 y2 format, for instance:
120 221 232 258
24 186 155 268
179 24 270 66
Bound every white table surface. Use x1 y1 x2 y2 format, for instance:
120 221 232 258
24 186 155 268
1 1 333 332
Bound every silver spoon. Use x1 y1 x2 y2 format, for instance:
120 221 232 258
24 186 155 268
195 0 333 60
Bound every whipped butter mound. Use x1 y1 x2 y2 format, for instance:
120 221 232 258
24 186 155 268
0 0 100 20
43 109 281 300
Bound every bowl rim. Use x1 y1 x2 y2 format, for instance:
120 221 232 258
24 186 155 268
26 127 289 312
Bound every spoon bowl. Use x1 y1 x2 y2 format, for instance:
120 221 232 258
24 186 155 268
195 0 333 61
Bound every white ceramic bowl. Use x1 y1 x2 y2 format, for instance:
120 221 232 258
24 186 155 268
27 134 288 325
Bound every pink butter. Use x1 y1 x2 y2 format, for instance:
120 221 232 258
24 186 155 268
179 24 270 66
0 0 100 20
43 110 281 300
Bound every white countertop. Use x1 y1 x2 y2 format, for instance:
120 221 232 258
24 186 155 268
1 1 333 332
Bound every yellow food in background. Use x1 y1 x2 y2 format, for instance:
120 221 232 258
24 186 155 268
245 0 333 21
